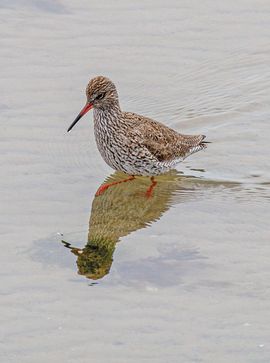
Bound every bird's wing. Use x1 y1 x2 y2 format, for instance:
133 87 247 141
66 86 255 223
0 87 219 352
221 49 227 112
123 112 206 162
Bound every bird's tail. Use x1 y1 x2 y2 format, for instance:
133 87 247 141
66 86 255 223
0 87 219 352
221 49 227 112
183 134 210 159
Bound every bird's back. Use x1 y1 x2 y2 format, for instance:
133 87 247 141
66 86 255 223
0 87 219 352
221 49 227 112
122 111 207 163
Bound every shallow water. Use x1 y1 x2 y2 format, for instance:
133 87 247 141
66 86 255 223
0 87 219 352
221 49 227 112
1 1 270 362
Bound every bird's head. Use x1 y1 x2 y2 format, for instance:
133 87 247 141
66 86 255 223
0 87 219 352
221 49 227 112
67 76 119 132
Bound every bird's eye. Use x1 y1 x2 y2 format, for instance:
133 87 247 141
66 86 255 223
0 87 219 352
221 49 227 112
95 93 105 100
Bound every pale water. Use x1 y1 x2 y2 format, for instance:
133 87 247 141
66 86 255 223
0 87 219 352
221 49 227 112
1 1 270 362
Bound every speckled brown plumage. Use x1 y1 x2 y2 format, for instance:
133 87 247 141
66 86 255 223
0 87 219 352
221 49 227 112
68 76 208 176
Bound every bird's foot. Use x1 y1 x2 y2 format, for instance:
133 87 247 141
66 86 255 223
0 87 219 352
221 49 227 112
145 177 157 198
95 183 111 196
95 175 135 196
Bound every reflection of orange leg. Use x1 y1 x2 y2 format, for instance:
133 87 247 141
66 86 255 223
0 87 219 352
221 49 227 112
95 175 135 196
145 176 157 198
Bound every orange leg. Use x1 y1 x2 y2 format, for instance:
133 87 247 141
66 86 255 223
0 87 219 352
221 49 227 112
95 175 135 196
145 176 157 198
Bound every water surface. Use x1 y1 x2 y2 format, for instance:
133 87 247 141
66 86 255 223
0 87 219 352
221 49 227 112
1 1 270 362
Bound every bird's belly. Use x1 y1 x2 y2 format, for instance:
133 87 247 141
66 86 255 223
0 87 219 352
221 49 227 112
94 130 163 175
94 126 180 176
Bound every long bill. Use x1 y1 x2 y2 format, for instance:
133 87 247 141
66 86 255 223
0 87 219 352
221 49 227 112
67 102 93 132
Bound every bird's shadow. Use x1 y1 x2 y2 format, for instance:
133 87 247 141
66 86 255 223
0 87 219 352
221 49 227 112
60 170 239 281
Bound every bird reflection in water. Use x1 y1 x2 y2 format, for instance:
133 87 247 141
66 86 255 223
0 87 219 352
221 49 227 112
62 170 193 280
62 171 237 281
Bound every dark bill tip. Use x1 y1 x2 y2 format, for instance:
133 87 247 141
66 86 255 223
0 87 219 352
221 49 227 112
67 102 93 132
67 114 82 132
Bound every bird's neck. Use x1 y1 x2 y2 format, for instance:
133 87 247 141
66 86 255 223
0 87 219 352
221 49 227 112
93 102 122 126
